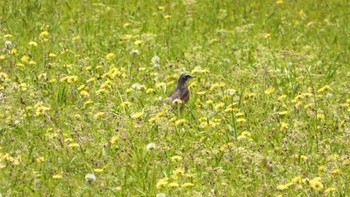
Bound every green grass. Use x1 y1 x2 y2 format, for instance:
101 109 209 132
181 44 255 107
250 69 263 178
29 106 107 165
0 0 350 196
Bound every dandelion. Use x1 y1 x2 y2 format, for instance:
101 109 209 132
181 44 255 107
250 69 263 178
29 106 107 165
156 178 168 189
175 119 187 126
49 53 56 57
105 53 115 61
164 15 171 19
172 168 185 178
110 136 119 144
317 113 325 121
146 88 155 94
68 143 80 148
39 31 49 37
146 142 157 151
317 85 332 93
151 55 160 67
29 41 38 47
277 111 288 116
134 40 143 45
324 187 337 193
309 177 323 191
214 102 225 110
85 173 96 182
94 112 105 119
181 182 194 187
131 112 143 119
168 182 179 187
331 168 341 175
21 55 30 63
171 156 182 162
94 169 104 173
158 6 165 10
292 176 302 183
236 118 246 123
278 95 287 101
265 87 275 94
53 174 63 179
130 49 139 55
121 101 132 107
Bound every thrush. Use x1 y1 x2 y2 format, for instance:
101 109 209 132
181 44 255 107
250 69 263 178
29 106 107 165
167 74 195 105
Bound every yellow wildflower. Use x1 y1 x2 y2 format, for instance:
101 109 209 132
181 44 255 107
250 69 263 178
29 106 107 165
265 87 275 94
309 177 323 191
131 112 143 119
110 136 119 144
171 156 182 162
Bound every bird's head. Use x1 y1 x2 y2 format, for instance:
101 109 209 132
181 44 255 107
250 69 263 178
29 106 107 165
177 74 195 86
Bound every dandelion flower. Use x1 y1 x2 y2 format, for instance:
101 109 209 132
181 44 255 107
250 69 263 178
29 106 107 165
131 112 143 119
110 136 119 144
171 156 182 162
325 187 337 193
156 178 168 189
85 173 96 182
181 182 194 187
309 177 323 191
53 174 63 179
265 87 275 94
146 143 157 151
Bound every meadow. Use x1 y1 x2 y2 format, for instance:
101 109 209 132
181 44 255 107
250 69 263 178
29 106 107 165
0 0 350 196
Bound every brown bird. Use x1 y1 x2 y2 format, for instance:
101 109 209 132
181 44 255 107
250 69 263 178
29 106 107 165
167 74 195 105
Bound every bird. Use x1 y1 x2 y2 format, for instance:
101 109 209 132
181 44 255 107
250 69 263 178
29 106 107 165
167 74 195 106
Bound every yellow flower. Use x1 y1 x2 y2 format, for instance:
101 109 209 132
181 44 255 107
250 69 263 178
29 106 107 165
40 31 49 37
265 87 275 94
175 119 187 125
105 53 115 61
292 176 302 183
146 88 155 94
53 174 63 179
158 6 165 10
278 95 287 101
324 187 337 193
0 55 5 60
110 136 119 144
121 101 132 107
94 112 105 119
68 143 80 148
134 40 143 45
49 53 57 57
277 182 293 190
131 112 143 119
29 41 38 47
181 182 194 187
172 168 185 177
168 182 179 187
171 156 182 162
317 85 331 93
94 168 104 173
309 177 323 191
156 178 168 189
331 168 341 175
80 90 89 97
214 102 225 110
317 113 325 121
277 111 288 115
21 55 30 63
236 118 246 123
163 15 171 19
276 0 283 5
36 156 45 163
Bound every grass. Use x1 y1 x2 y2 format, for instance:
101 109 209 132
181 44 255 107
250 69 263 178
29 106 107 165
0 0 350 196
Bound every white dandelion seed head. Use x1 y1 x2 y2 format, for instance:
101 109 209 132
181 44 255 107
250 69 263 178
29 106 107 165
130 49 139 55
5 40 12 46
85 173 96 182
151 55 160 67
156 193 166 197
146 142 157 151
131 83 142 90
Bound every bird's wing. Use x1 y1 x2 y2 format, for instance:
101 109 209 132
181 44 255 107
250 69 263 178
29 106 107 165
180 88 189 103
168 87 180 101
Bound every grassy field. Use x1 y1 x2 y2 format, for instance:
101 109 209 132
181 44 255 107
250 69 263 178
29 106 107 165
1 0 350 196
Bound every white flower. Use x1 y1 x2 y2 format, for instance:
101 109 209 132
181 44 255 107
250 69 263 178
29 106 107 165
85 173 96 182
151 55 160 67
130 49 139 55
131 83 142 90
156 193 166 197
146 143 157 151
5 41 12 46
